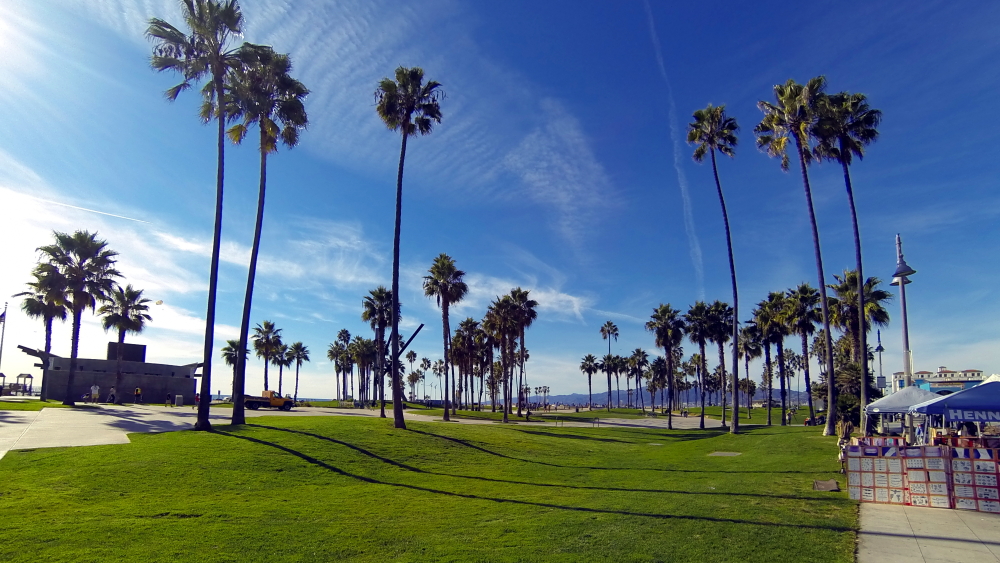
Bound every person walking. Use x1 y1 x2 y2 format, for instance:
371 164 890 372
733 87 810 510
107 387 116 404
166 393 173 408
134 387 142 404
90 384 100 404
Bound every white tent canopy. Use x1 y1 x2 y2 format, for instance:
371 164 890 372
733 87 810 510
865 386 942 415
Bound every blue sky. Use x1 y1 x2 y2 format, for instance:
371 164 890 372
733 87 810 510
1 0 998 399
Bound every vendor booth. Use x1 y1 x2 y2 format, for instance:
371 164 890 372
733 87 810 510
865 386 940 435
910 381 1000 423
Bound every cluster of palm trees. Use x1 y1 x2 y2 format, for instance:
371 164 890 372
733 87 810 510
582 272 889 431
682 76 881 435
15 231 153 406
222 321 310 403
147 1 442 430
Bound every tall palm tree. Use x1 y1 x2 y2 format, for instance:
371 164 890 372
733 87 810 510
755 76 838 436
510 288 538 417
737 323 762 418
221 339 247 393
287 342 309 403
14 267 67 401
814 91 881 418
251 320 281 392
272 342 290 395
784 283 822 420
684 302 712 429
148 0 244 432
766 292 791 425
327 341 343 401
708 300 734 426
599 321 618 411
98 285 153 402
376 66 444 430
337 329 351 400
362 286 395 419
227 42 308 426
646 304 684 429
485 296 517 422
37 231 121 406
580 354 598 410
423 254 467 422
629 348 649 412
688 104 741 434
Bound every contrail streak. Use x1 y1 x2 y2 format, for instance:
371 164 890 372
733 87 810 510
642 0 705 300
26 194 149 223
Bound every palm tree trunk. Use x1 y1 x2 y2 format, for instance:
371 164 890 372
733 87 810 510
710 149 740 434
232 144 269 426
793 134 838 436
63 306 82 406
744 355 752 419
114 328 126 403
378 328 386 418
665 348 674 430
615 375 621 409
501 336 509 423
802 332 815 420
717 342 727 427
587 374 592 411
777 340 787 425
40 316 53 401
764 345 773 426
699 343 707 429
278 363 284 396
294 363 300 402
517 327 526 416
195 78 228 432
842 160 869 432
442 300 451 422
389 132 408 430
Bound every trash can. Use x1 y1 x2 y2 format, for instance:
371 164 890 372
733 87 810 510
174 394 184 407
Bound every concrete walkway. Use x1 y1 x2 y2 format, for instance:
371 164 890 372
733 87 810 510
0 403 721 459
859 503 1000 562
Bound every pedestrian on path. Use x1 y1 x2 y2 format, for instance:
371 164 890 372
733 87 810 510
166 393 173 407
107 387 116 404
134 387 142 404
90 384 100 404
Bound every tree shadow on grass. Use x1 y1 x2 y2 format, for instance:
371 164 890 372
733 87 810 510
215 429 854 533
406 428 817 474
509 429 633 443
247 424 836 502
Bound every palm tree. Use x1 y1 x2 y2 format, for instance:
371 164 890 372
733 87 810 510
510 288 538 417
599 321 618 411
629 348 649 412
756 76 838 436
14 267 67 401
337 329 351 400
327 341 343 401
784 283 821 420
827 271 892 368
286 342 309 403
646 304 685 429
485 295 517 422
423 254 468 422
37 231 121 406
272 342 290 395
362 286 395 419
227 42 308 426
688 104 741 434
814 91 881 417
579 354 598 410
148 0 244 432
708 300 734 426
684 302 713 429
98 285 153 402
737 324 762 418
221 339 247 394
251 320 281 392
766 292 792 425
376 66 444 430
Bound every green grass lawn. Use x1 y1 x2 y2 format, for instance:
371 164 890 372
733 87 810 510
0 415 854 562
700 406 812 426
408 407 655 422
0 399 75 411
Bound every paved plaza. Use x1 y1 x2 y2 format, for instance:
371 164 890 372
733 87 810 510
859 503 1000 562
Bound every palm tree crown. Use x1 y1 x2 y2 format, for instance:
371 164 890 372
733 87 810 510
226 43 309 153
99 285 152 339
688 104 738 160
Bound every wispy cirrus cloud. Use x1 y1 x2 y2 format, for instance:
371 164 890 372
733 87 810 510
66 0 616 249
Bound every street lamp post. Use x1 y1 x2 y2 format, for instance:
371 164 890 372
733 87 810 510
875 329 885 391
890 234 916 389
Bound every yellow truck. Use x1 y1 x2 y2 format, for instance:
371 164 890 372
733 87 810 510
244 390 294 411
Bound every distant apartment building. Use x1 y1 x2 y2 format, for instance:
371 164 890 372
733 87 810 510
891 366 985 394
